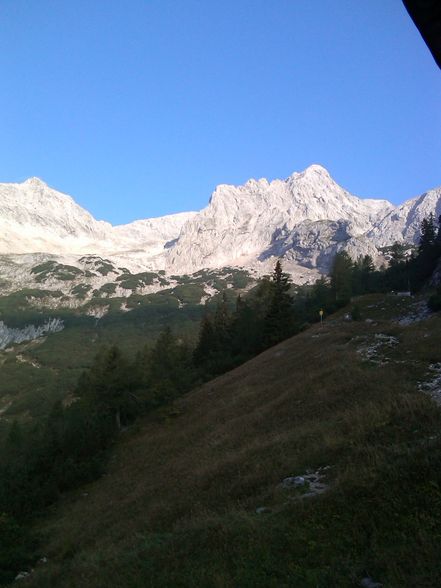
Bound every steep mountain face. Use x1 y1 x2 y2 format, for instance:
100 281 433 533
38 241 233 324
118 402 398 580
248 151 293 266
367 187 441 247
259 220 380 274
165 165 393 274
0 166 440 304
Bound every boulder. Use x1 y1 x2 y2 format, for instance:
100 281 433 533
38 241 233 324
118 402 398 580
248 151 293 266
281 476 305 488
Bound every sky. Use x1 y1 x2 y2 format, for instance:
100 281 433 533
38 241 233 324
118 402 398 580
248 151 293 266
0 0 440 225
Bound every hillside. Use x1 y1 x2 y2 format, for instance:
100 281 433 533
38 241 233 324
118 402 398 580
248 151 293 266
0 267 254 425
21 293 441 587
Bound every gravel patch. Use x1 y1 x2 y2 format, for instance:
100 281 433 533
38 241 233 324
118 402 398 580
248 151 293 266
356 334 399 365
418 363 441 406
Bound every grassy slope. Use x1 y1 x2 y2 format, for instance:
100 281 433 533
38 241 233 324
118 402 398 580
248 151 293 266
0 267 251 425
23 295 441 587
0 297 203 427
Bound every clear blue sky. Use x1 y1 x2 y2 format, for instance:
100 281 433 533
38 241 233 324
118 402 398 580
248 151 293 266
0 0 440 224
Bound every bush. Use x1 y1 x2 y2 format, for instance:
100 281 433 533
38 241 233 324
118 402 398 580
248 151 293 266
428 288 441 312
0 513 34 583
351 305 362 321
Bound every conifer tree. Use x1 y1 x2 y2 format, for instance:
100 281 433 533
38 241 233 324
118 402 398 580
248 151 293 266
361 255 375 290
412 213 441 288
330 251 353 303
389 242 407 266
419 213 436 253
77 345 131 430
147 327 194 403
262 260 295 348
436 215 441 245
213 292 231 350
306 277 335 317
384 242 410 291
230 295 262 358
193 314 216 367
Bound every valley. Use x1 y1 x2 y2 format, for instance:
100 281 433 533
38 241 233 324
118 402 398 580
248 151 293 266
0 266 254 425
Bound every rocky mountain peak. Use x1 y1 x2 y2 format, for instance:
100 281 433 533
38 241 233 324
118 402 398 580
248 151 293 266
23 177 48 188
296 163 330 177
0 167 440 283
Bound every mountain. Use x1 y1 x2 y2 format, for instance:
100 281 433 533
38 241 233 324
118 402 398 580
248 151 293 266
164 165 394 275
367 186 441 247
0 166 440 303
0 177 110 254
0 177 196 261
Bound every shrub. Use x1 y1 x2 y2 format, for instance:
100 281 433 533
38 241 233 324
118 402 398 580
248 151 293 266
351 305 362 321
428 288 441 312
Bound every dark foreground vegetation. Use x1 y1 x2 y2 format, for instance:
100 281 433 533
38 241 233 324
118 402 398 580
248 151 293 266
16 293 441 587
0 214 441 584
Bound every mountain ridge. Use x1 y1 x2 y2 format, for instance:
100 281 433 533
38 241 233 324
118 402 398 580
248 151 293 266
1 165 440 286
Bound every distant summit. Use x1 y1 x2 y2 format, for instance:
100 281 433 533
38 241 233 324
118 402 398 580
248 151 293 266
23 177 47 186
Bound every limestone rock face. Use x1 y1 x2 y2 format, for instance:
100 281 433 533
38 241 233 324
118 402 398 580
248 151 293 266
0 166 440 287
164 165 394 274
367 187 441 247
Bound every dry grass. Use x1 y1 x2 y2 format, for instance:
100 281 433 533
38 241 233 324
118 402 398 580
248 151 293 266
24 295 441 587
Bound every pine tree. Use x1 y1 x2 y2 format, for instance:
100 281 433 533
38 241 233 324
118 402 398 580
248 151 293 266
351 256 364 296
436 215 441 245
193 293 235 376
147 327 194 403
434 214 441 262
384 242 410 291
330 251 353 303
213 292 231 350
351 255 374 295
77 345 131 430
412 214 440 289
389 242 407 266
309 277 334 315
230 295 262 358
262 260 295 348
193 315 216 367
419 213 436 253
361 255 375 292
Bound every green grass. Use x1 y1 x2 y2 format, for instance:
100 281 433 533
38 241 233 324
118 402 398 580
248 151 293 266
0 291 204 423
169 283 205 304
